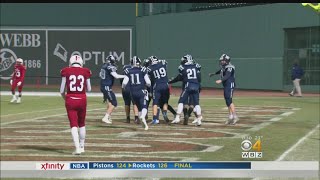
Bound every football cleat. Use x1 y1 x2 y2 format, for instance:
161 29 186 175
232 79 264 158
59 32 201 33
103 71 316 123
171 116 181 124
10 96 17 103
102 115 112 124
225 115 234 125
134 117 141 124
195 116 203 126
124 117 130 123
225 119 232 125
163 116 170 124
16 97 21 103
72 149 81 155
191 119 198 124
79 147 85 153
183 115 189 125
141 118 148 130
231 116 239 125
150 119 159 125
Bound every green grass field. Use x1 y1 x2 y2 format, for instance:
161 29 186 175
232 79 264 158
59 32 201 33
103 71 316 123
1 93 319 180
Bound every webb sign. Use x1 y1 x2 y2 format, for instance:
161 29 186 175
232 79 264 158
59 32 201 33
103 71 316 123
0 28 132 85
0 30 46 83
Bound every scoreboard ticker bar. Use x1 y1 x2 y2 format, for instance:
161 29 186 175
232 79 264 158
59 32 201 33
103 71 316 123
87 162 251 169
1 161 318 178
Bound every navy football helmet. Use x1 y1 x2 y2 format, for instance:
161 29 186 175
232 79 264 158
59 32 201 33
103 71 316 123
148 56 158 64
219 54 230 66
131 56 141 66
143 58 151 67
106 55 116 64
181 54 193 65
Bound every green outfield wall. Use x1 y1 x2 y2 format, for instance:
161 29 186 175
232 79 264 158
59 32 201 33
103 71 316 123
136 3 320 92
1 3 319 92
0 3 136 86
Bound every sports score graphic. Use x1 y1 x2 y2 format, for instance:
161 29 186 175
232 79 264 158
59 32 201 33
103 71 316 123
241 136 263 159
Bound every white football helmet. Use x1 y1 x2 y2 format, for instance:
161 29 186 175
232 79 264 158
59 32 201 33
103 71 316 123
181 54 193 65
69 55 83 67
148 56 158 64
16 58 23 64
219 54 230 62
130 56 141 67
219 54 231 66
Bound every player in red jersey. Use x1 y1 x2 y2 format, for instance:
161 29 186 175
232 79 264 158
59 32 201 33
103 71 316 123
10 58 27 103
60 55 92 155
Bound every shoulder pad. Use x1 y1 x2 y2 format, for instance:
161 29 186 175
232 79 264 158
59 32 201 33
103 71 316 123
108 65 117 71
178 65 184 71
160 59 167 65
141 67 147 72
225 64 235 70
196 63 201 69
124 68 130 75
122 65 127 70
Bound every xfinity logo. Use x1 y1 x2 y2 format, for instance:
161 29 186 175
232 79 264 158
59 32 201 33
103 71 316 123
0 33 41 47
36 162 67 170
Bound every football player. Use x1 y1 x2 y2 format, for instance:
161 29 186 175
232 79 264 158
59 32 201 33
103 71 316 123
60 55 92 155
171 54 203 126
121 63 140 124
10 58 26 103
147 56 170 124
122 56 151 130
211 54 238 125
100 55 126 124
142 58 154 121
169 56 201 125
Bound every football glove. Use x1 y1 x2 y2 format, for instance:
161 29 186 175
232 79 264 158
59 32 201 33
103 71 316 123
17 81 22 86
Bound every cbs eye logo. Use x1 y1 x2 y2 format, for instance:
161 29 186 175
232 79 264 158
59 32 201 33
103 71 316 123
241 139 261 152
241 140 252 151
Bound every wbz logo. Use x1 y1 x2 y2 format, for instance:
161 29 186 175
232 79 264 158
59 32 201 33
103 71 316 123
241 137 263 159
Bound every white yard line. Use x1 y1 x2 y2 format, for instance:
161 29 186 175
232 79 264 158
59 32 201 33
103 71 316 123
0 104 103 117
269 117 283 122
247 122 273 132
0 91 121 97
0 108 105 126
280 112 294 116
0 153 197 161
0 142 151 148
276 124 320 161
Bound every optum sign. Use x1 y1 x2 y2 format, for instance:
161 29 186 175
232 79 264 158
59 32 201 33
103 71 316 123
0 28 132 85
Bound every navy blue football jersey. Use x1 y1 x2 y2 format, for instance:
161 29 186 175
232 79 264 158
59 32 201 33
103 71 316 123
221 63 235 87
124 66 148 91
100 63 117 86
179 63 201 85
147 60 168 86
121 64 132 89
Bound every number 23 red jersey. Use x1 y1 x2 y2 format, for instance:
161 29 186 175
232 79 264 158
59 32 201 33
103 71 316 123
60 67 92 95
